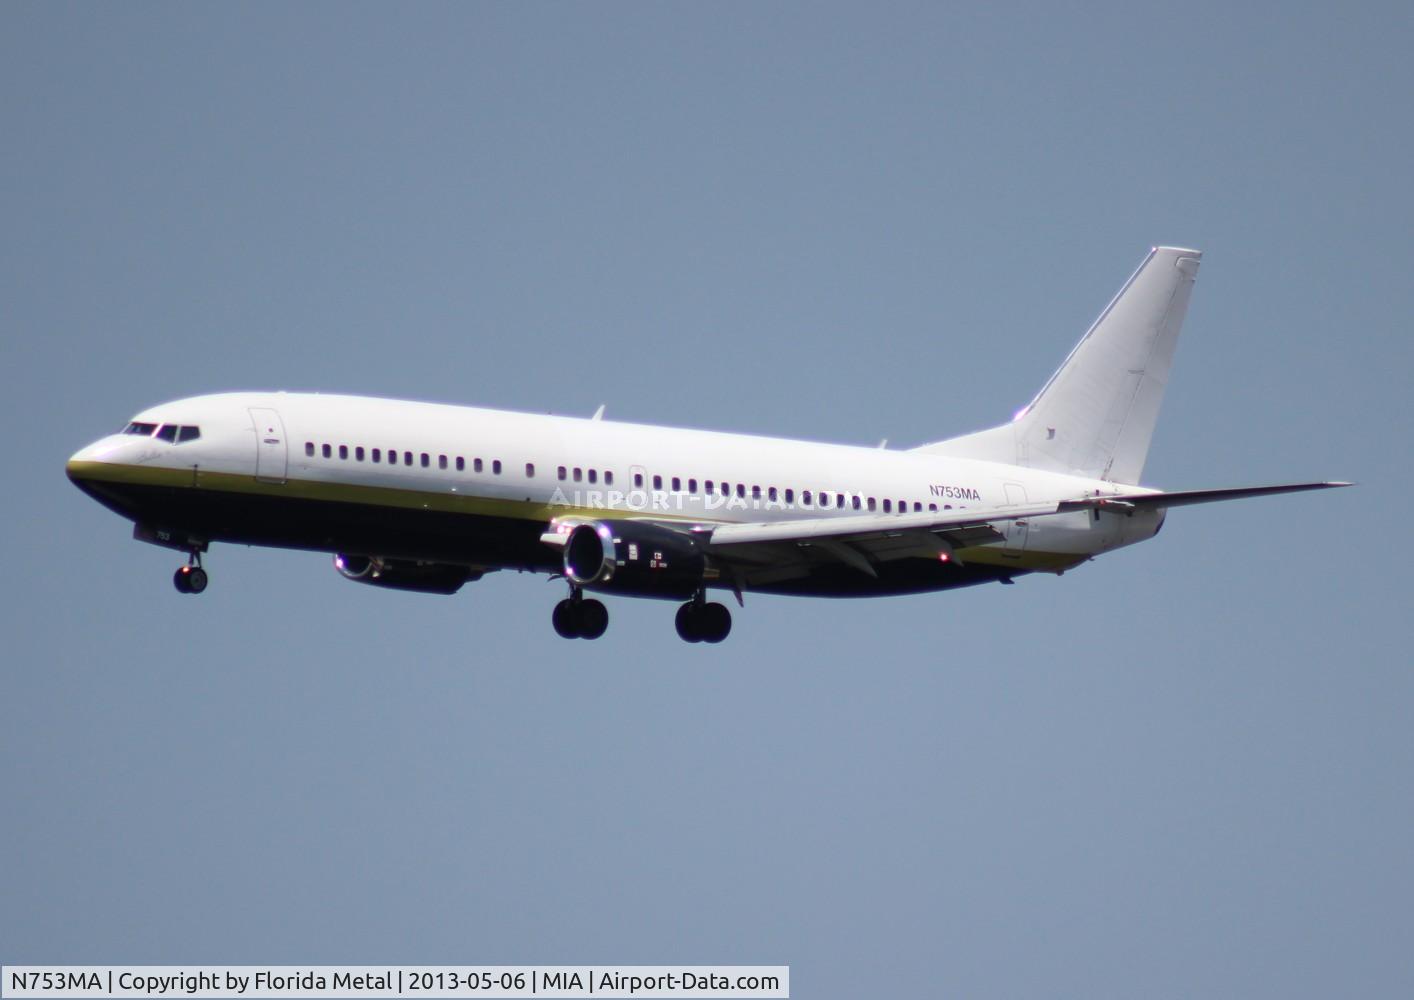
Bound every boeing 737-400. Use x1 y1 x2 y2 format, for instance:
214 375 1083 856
67 247 1347 642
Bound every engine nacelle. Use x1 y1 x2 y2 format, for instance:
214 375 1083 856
333 553 479 595
562 520 708 599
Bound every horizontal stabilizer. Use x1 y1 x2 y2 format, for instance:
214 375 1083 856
1059 481 1352 512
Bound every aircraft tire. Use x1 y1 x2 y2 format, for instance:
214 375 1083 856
552 599 580 639
578 599 609 640
700 602 731 643
675 603 702 643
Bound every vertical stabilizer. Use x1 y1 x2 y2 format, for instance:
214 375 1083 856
913 246 1201 485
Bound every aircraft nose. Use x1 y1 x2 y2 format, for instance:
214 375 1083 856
67 445 95 482
67 438 117 482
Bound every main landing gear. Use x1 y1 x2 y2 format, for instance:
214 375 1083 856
173 552 208 595
675 595 732 644
553 588 609 640
549 588 733 643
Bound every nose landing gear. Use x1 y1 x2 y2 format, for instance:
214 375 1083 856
552 587 609 639
173 552 208 594
675 595 731 643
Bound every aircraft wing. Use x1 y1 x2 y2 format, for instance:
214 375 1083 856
698 481 1350 579
699 503 1057 579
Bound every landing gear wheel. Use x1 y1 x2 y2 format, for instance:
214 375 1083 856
676 600 732 643
174 565 208 595
676 602 703 643
553 596 610 639
699 602 731 643
552 599 580 639
578 599 608 640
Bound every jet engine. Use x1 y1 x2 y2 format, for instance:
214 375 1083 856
562 520 709 599
333 554 480 595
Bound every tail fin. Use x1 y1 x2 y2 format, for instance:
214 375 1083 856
913 246 1202 485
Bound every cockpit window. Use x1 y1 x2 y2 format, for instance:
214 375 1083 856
144 423 202 443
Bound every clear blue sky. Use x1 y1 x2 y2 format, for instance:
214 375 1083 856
3 4 1411 997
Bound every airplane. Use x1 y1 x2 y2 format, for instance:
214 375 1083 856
67 246 1347 643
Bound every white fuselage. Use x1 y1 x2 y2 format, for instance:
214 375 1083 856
68 391 1163 585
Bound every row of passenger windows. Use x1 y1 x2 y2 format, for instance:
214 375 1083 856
306 442 623 489
633 472 946 513
304 440 947 514
557 466 614 485
306 441 505 476
123 421 201 443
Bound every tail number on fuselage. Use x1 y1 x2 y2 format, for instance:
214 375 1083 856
930 484 981 501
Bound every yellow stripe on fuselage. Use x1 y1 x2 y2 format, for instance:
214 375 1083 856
65 459 1087 573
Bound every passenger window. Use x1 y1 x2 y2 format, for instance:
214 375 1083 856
474 458 483 473
672 477 681 491
435 455 445 469
883 499 891 512
339 445 349 460
653 475 662 490
526 463 535 478
355 447 365 461
420 453 430 468
373 448 381 463
929 503 938 512
852 496 861 510
492 460 502 474
768 486 778 501
588 469 597 484
456 456 464 471
322 444 332 458
914 502 922 512
803 490 812 505
785 489 794 504
736 484 745 498
156 425 178 443
604 471 613 485
634 472 644 488
837 494 845 509
305 442 315 457
867 498 877 511
558 466 567 481
574 468 583 482
404 451 413 466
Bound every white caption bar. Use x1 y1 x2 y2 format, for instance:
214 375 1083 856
2 967 788 999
